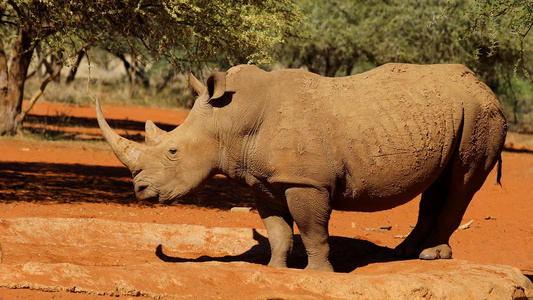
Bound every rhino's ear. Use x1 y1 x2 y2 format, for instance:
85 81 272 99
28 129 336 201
189 72 206 95
145 120 166 144
206 71 227 102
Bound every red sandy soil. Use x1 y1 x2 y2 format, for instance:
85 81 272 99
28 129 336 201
1 100 532 298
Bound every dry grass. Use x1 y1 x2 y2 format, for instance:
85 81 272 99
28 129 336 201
23 50 194 109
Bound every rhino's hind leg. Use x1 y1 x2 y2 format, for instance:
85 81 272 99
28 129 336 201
399 164 483 260
395 157 482 260
418 177 481 260
415 97 506 260
416 152 498 260
394 170 451 258
255 197 294 268
397 183 472 261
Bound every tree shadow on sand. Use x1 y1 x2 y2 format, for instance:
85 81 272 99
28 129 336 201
0 161 256 209
155 229 407 273
26 114 177 132
24 114 178 142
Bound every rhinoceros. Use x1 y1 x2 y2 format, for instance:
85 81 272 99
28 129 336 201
96 63 506 272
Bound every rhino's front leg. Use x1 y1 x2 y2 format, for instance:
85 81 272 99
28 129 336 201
286 187 334 272
255 198 294 268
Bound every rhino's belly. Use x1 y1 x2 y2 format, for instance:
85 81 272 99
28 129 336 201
332 151 447 212
332 179 430 212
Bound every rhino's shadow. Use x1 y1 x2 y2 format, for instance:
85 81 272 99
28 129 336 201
155 229 405 273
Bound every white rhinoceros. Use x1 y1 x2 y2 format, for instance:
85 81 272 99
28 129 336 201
96 63 506 271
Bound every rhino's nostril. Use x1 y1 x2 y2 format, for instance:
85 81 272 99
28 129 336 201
134 183 149 196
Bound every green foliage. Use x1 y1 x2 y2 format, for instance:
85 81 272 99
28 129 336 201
465 0 533 127
467 0 533 68
279 0 513 77
494 72 533 131
1 0 303 69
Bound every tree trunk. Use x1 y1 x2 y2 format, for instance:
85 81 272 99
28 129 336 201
0 36 8 110
66 48 85 84
0 27 35 135
14 63 61 130
325 48 342 77
344 57 355 77
129 55 137 98
155 69 175 94
112 51 150 89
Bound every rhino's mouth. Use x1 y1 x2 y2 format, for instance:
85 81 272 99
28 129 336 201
133 181 178 204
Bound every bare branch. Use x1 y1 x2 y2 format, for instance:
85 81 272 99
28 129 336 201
14 63 61 127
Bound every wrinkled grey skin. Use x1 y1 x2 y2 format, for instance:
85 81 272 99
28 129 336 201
97 63 507 272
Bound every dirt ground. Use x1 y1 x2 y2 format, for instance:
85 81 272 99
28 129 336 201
1 101 532 298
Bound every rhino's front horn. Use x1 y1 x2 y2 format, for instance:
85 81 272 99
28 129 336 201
95 98 143 170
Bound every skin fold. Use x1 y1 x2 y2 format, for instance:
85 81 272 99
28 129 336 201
97 63 507 272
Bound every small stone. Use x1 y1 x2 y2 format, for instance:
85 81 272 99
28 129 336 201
230 207 252 213
459 220 474 230
362 227 377 232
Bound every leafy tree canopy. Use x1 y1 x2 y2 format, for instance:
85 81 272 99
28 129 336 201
1 0 303 68
279 0 528 80
466 0 533 76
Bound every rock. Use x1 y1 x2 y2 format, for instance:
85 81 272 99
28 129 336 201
0 260 531 299
0 217 267 257
0 218 531 299
459 219 474 230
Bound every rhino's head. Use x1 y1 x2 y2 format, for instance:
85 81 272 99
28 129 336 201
96 71 229 203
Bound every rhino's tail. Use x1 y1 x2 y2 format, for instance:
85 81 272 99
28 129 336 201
496 154 503 186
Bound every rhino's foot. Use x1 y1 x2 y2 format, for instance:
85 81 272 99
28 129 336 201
305 261 334 272
267 258 288 269
419 244 452 260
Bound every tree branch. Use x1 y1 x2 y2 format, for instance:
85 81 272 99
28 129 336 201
66 47 87 84
14 64 61 128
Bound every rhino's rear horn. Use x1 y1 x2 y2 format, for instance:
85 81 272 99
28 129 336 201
189 72 207 95
95 98 143 170
145 120 166 144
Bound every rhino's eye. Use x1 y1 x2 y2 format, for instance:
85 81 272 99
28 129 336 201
169 148 178 155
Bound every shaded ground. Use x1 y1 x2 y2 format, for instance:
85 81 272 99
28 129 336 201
1 100 532 298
